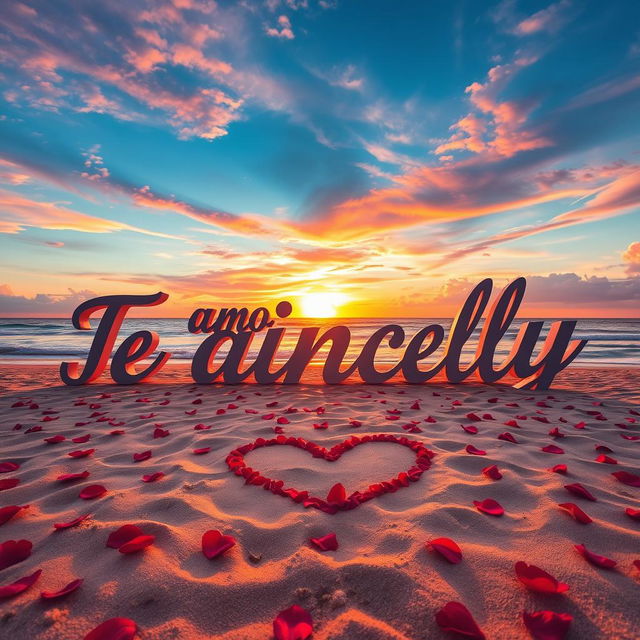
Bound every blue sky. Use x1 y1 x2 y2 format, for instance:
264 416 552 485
0 0 639 317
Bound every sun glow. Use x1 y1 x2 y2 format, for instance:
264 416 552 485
299 292 348 318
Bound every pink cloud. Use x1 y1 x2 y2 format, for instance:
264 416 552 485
265 15 294 39
515 0 573 35
623 242 640 274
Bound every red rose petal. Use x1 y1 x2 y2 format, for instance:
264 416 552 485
515 561 569 594
482 465 502 480
0 505 28 527
595 444 613 452
564 483 596 501
625 507 640 520
0 462 19 473
473 498 504 516
273 604 313 640
310 533 339 552
522 610 572 640
193 447 211 455
326 482 347 504
574 543 616 569
557 503 592 524
0 478 20 491
84 618 137 640
595 454 617 464
202 529 236 559
435 601 485 640
498 432 518 443
550 464 567 474
0 539 32 570
72 434 91 444
79 484 106 500
57 470 90 482
0 569 41 599
466 444 486 455
133 450 152 462
542 445 564 454
44 435 66 444
118 535 155 554
612 471 640 487
427 537 462 564
142 472 165 483
40 577 83 600
54 513 91 530
462 425 478 434
69 449 95 458
107 525 144 549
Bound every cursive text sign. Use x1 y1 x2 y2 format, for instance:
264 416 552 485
59 278 587 389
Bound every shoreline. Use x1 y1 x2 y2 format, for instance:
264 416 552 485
1 364 640 403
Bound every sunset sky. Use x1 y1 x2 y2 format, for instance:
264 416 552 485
0 0 639 318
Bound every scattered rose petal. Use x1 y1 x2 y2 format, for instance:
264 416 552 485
0 478 20 491
550 464 567 474
0 462 19 473
435 601 485 640
40 577 83 600
557 503 592 524
44 435 66 444
462 425 478 434
498 432 518 443
79 484 106 500
106 525 144 549
0 569 41 599
473 498 504 516
57 470 90 482
72 434 91 444
273 605 313 640
542 445 564 454
564 483 596 501
515 561 569 594
612 471 640 487
522 610 572 640
0 539 32 570
0 505 28 527
69 449 95 458
595 454 617 464
574 543 616 569
84 618 137 640
466 444 486 455
142 472 164 483
133 450 152 462
202 529 236 559
54 513 91 530
310 533 339 552
595 444 613 453
119 535 155 554
427 537 462 564
625 507 640 520
193 447 211 455
482 465 502 480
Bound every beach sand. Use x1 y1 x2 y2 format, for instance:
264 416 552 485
0 364 639 639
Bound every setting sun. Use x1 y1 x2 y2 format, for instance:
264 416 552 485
299 292 348 318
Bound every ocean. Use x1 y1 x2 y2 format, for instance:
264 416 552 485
0 317 638 367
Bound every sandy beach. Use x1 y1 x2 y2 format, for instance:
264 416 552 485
0 364 638 639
